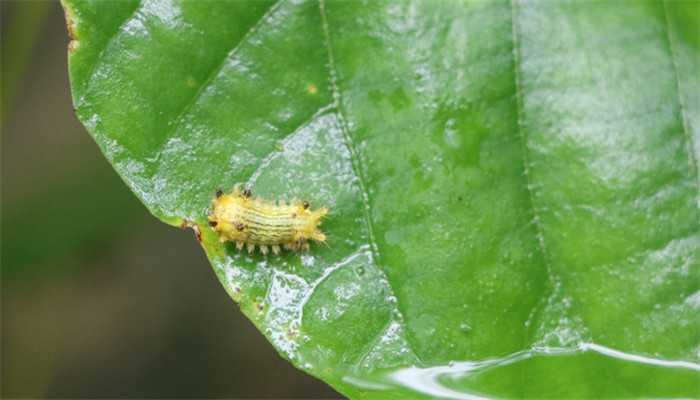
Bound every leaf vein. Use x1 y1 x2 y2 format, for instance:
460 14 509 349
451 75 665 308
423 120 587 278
510 0 553 280
510 0 560 338
318 0 376 261
161 0 284 149
80 0 142 95
318 0 421 364
663 0 700 209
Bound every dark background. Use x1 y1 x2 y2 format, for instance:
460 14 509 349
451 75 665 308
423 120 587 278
1 1 341 398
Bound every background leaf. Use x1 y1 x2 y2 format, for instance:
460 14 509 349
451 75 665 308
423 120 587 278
63 0 700 398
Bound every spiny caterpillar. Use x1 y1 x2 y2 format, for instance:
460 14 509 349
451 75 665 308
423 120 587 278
207 187 328 254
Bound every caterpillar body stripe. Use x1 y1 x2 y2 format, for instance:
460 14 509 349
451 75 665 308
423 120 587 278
208 187 328 254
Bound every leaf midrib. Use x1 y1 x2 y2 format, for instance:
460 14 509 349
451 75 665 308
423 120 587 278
509 0 561 346
317 0 422 365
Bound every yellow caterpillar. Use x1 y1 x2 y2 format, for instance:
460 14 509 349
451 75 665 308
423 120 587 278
207 187 328 254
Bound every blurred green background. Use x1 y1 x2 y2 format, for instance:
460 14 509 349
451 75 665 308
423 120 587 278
1 2 340 398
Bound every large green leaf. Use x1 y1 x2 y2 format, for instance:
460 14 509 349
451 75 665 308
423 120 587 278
63 0 700 397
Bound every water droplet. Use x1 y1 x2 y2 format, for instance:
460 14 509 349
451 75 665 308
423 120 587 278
443 118 462 149
356 266 365 276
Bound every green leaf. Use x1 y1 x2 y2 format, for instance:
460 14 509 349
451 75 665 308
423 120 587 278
63 0 700 397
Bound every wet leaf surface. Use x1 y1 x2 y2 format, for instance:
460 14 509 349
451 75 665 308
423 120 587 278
63 0 700 397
